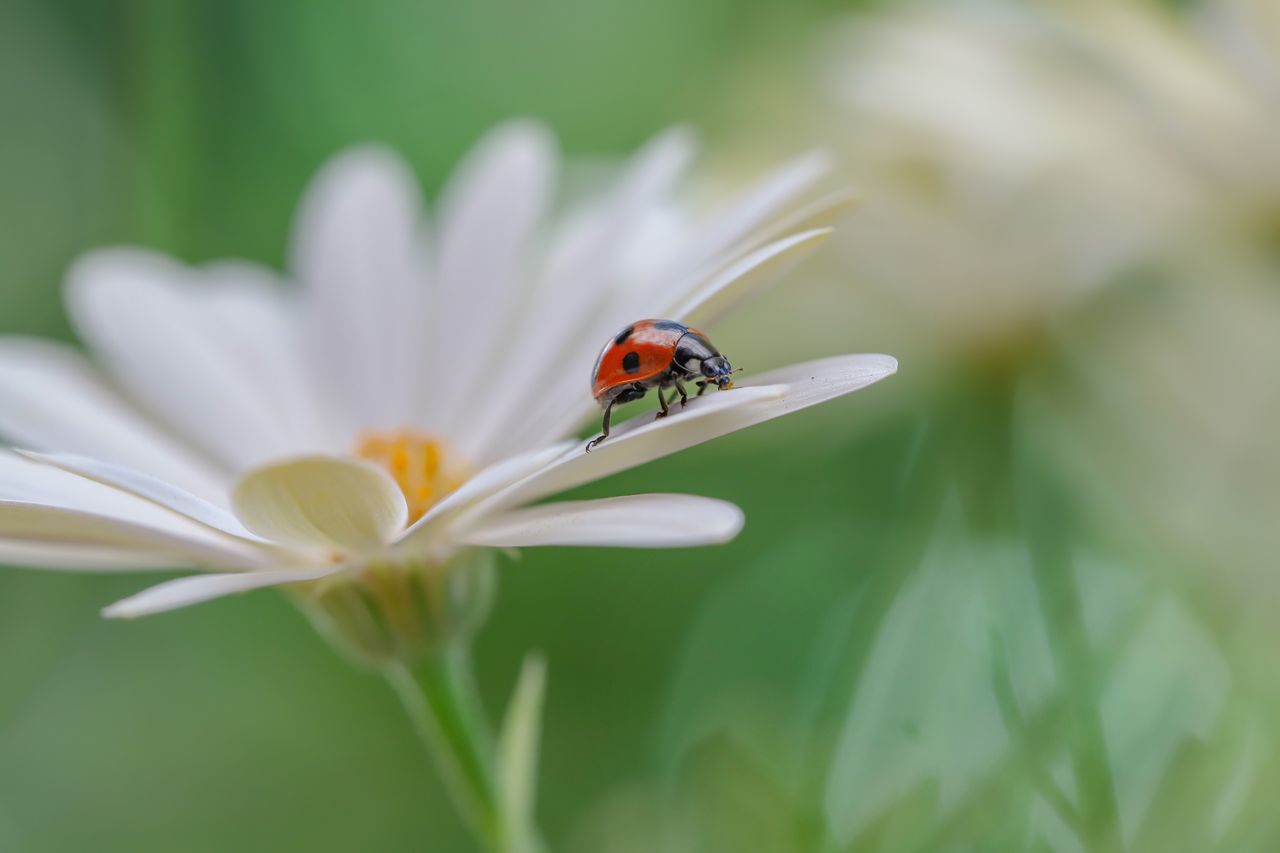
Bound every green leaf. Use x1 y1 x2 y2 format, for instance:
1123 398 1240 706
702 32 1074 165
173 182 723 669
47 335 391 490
822 529 1055 845
498 653 548 853
1097 595 1229 845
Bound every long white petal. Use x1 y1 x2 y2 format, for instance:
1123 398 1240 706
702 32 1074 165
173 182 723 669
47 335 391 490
470 354 898 515
65 249 316 470
737 189 858 251
232 455 408 549
0 337 225 499
457 494 744 548
0 542 176 571
430 121 556 437
0 501 266 568
16 450 268 543
0 450 277 560
675 150 831 272
670 228 834 328
292 146 430 436
103 565 343 619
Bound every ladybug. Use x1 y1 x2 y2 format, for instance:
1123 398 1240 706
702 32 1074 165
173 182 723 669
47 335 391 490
587 319 737 451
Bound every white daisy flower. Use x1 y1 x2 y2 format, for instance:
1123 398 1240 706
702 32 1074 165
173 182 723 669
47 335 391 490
0 121 896 662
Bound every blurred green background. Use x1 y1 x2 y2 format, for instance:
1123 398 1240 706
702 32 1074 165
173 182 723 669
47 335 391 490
4 0 1280 850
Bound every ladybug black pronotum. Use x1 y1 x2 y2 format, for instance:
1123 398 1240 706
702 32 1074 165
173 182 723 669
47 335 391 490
587 319 737 451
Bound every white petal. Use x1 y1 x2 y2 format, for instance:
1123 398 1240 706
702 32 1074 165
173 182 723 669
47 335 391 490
673 227 835 333
394 440 577 553
456 128 696 460
608 126 697 224
458 494 745 548
0 542 176 571
743 188 858 249
65 248 314 470
540 126 696 320
678 150 831 270
471 354 898 514
201 260 337 452
292 146 430 436
0 450 274 563
745 353 900 407
16 450 267 543
0 337 225 499
102 565 343 619
232 455 408 549
0 501 265 568
430 121 556 437
629 153 834 320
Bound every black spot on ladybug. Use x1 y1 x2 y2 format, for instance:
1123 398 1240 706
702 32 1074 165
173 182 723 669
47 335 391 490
614 325 635 345
653 320 688 332
622 351 641 373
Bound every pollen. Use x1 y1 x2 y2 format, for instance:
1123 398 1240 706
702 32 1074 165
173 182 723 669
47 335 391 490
355 430 469 524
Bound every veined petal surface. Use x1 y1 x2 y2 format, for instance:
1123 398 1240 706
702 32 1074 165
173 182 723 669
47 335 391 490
232 455 409 550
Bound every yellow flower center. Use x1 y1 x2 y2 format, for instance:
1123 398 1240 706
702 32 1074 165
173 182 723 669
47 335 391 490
355 430 469 524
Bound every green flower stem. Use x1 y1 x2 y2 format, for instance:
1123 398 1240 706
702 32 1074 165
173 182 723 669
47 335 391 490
385 646 504 851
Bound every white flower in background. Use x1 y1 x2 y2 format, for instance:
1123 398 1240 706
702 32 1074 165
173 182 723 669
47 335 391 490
1057 0 1280 234
807 0 1203 365
0 121 895 659
758 0 1278 372
791 0 1280 586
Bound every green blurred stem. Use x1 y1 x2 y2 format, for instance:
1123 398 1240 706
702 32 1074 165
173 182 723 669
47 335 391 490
385 647 504 851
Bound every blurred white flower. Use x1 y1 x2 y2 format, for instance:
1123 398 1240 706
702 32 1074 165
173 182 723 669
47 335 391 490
0 122 895 653
1058 0 1280 233
777 0 1278 371
799 0 1280 584
810 0 1200 365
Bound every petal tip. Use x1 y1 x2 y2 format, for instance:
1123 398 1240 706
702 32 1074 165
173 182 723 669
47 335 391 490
709 502 747 544
100 600 140 620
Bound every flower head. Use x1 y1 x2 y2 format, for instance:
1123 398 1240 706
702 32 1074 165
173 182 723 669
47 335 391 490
0 122 895 662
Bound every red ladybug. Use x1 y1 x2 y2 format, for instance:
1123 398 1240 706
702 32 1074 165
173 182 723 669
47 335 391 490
587 319 737 451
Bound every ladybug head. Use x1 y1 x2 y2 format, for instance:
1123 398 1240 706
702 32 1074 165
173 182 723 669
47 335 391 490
701 355 736 389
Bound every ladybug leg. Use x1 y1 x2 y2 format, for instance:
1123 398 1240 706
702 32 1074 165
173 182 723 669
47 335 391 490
655 388 671 420
586 401 615 452
673 377 690 407
696 380 709 397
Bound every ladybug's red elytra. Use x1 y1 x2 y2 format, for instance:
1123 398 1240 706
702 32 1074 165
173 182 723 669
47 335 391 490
587 319 737 451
